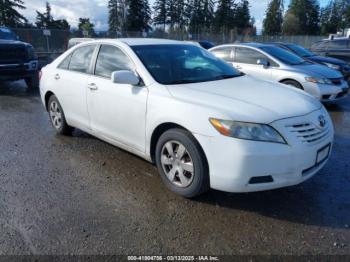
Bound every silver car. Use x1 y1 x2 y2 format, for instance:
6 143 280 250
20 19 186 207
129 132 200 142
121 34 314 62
210 43 349 102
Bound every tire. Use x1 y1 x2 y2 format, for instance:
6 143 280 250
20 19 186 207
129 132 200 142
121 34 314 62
282 80 303 89
25 72 39 90
155 128 210 198
48 95 74 135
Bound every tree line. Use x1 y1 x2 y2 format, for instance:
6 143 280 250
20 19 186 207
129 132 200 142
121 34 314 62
1 0 350 36
263 0 350 35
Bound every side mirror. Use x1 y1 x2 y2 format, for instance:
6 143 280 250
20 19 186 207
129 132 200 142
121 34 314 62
111 70 140 85
257 59 270 68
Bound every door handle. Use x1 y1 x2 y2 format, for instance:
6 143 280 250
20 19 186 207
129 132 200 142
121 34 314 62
88 83 98 90
54 74 60 80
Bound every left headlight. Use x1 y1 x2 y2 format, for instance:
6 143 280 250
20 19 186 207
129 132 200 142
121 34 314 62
323 63 341 71
209 118 286 144
305 76 333 85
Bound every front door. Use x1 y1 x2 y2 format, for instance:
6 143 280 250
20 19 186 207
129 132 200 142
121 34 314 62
86 44 148 152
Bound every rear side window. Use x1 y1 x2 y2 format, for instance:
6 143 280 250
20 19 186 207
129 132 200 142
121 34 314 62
235 47 267 64
211 47 233 61
95 45 133 78
58 54 72 69
329 40 348 49
68 45 96 73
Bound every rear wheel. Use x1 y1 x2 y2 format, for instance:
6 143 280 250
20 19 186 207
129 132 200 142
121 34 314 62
155 128 209 198
282 80 303 89
48 95 74 135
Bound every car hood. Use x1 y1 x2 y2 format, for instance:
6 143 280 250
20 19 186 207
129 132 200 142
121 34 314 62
308 55 347 66
293 63 343 78
166 75 321 123
0 39 31 48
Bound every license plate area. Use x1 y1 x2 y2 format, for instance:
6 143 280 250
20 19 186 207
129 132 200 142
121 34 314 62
316 143 331 165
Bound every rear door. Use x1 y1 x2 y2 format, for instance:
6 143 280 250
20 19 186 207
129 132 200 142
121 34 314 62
53 44 97 131
232 47 273 80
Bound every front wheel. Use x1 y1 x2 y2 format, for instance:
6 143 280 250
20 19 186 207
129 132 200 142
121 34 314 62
48 95 74 135
155 128 209 198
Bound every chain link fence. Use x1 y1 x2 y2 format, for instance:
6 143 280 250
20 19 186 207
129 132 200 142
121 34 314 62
10 28 325 66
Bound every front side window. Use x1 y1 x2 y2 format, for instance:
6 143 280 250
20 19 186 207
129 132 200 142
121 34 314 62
234 47 269 65
286 44 315 58
211 47 233 61
260 46 309 66
68 45 96 73
132 44 241 85
95 45 133 78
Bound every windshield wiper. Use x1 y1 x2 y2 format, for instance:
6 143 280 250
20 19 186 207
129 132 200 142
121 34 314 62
168 80 197 85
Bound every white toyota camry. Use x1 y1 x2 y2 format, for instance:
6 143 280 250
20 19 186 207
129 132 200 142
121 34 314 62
39 38 334 197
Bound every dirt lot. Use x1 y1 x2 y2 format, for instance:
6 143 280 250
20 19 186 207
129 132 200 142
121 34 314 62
0 81 349 256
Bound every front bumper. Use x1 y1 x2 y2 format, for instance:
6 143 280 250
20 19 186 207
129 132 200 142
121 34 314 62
302 80 349 102
194 108 334 193
0 60 38 81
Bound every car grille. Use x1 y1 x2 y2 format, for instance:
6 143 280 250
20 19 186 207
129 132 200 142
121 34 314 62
286 121 330 144
329 77 343 85
0 46 27 63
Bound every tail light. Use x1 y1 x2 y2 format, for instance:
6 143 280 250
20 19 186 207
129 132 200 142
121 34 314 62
39 70 42 80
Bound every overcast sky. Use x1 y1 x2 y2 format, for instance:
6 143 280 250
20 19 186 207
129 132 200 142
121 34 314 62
22 0 330 32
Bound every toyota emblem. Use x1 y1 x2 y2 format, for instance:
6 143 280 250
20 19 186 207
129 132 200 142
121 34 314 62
318 115 326 128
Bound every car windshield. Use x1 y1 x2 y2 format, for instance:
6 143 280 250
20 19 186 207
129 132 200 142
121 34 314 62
286 44 315 57
0 28 17 40
260 46 310 65
131 44 241 85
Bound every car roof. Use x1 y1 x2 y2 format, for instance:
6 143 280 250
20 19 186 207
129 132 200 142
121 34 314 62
226 42 277 48
92 38 187 46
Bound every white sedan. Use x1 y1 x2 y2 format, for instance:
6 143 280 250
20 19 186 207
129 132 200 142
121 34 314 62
39 38 334 197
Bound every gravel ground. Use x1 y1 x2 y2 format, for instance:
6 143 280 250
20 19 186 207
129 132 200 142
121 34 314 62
0 80 349 256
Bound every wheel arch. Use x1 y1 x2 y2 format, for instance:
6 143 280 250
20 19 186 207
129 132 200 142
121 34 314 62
149 122 208 169
44 91 55 111
279 78 304 89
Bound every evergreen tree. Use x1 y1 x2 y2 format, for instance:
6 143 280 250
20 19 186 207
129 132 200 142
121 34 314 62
78 18 95 36
213 0 234 33
108 0 127 34
167 0 188 30
0 0 27 27
153 0 168 30
36 2 70 30
262 0 284 35
234 0 251 34
35 2 53 28
320 0 350 35
188 0 214 34
126 0 151 32
282 0 320 35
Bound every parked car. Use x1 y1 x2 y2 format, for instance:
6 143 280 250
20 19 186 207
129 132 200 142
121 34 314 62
67 38 95 49
186 40 215 49
210 43 349 102
40 39 334 197
0 26 39 89
311 38 350 63
269 42 350 80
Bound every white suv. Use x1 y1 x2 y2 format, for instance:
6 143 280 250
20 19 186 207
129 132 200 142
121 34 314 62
40 39 334 197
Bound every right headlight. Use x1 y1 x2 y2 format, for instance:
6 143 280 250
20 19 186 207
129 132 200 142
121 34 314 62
323 63 341 71
305 77 333 85
209 118 286 144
